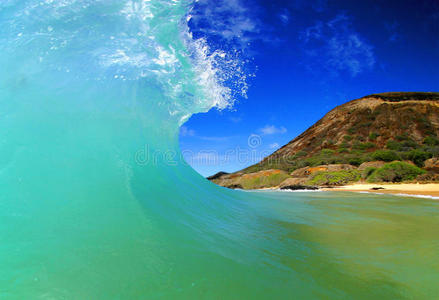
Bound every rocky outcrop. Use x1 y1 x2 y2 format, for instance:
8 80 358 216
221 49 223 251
279 177 308 187
210 169 290 190
279 178 318 191
291 164 355 177
424 158 439 172
358 161 386 171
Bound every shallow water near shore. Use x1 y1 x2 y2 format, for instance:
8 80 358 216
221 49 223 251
1 1 439 299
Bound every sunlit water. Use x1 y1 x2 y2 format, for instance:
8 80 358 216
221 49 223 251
0 1 438 299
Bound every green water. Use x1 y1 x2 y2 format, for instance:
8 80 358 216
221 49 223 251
0 1 438 299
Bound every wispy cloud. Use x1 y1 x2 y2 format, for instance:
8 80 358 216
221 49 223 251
278 9 291 25
229 116 242 123
198 136 232 142
180 126 195 137
190 0 260 49
269 142 280 149
301 13 375 77
259 125 287 135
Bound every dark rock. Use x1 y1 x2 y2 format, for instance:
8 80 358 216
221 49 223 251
225 184 243 189
280 185 319 191
207 171 229 180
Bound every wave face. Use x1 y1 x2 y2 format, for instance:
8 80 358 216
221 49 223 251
1 1 439 299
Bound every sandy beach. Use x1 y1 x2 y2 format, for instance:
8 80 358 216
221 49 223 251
323 183 439 198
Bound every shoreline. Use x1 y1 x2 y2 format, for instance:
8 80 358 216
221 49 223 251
321 183 439 199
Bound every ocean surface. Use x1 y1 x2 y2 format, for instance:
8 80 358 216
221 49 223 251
1 1 439 299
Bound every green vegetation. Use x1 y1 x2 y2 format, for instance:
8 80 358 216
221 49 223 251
353 142 376 150
307 170 361 186
321 149 335 155
367 162 425 183
368 132 379 140
343 135 353 142
371 150 400 162
401 150 432 167
362 167 377 179
242 128 439 176
424 136 439 146
239 172 291 189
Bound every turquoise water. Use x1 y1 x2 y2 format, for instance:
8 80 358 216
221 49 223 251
1 1 439 299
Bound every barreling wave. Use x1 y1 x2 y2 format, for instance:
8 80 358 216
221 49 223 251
0 0 249 124
0 1 263 298
1 1 439 299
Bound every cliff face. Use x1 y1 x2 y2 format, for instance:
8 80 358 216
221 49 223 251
265 92 439 162
208 92 439 189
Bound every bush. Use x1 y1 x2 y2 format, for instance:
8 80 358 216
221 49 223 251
423 136 439 146
344 135 353 142
362 167 377 179
396 134 409 141
307 170 361 186
348 157 363 166
295 150 308 157
386 140 402 151
367 162 425 183
403 149 432 167
371 150 400 162
353 142 376 150
321 149 336 155
369 132 379 140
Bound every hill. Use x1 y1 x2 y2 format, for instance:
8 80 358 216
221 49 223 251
209 92 439 189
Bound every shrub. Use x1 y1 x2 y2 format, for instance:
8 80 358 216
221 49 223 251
321 148 336 155
401 139 418 149
343 135 353 142
403 149 432 167
367 162 425 183
295 150 308 158
362 167 377 179
307 170 361 186
396 134 409 141
353 142 376 150
371 150 400 162
423 136 439 146
348 157 363 166
369 132 379 140
386 140 402 151
339 142 350 149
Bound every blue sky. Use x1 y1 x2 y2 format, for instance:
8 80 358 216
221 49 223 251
181 0 439 177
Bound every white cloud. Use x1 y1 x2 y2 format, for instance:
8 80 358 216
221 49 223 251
190 0 260 49
180 126 195 137
229 116 242 123
301 13 375 77
259 125 287 135
269 143 280 149
278 9 291 25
